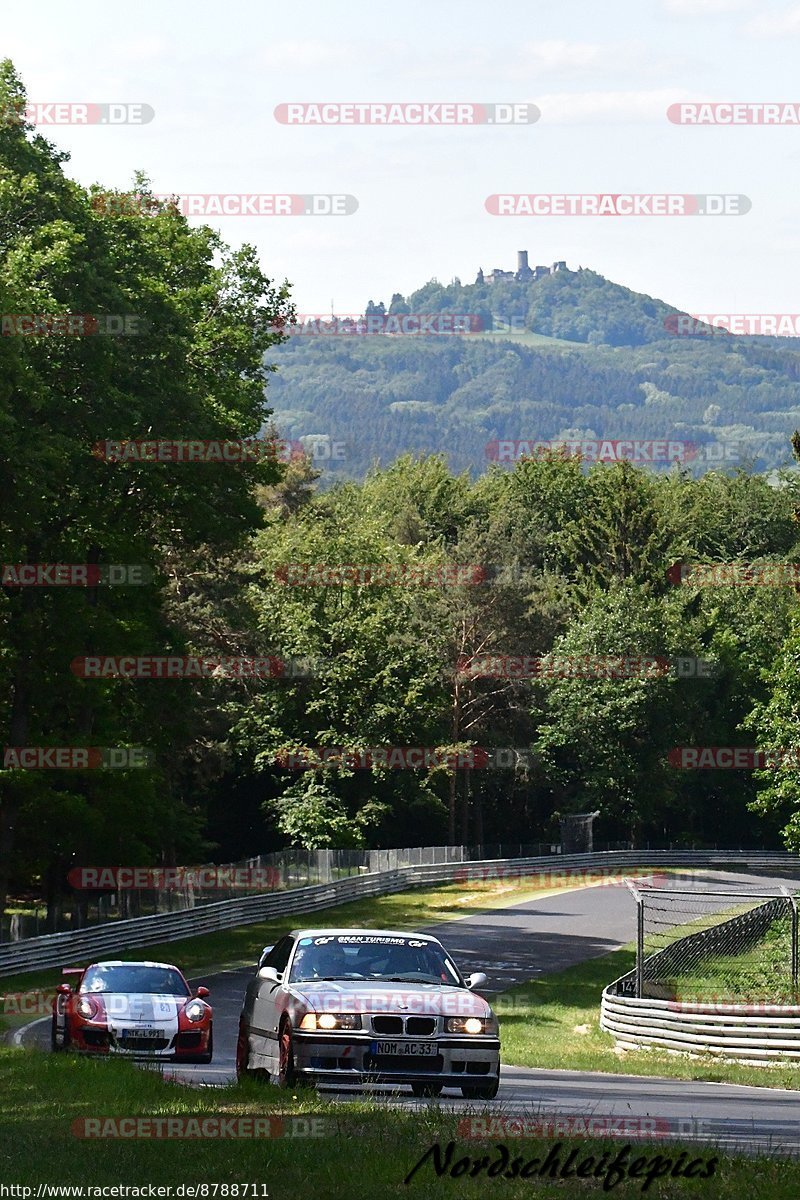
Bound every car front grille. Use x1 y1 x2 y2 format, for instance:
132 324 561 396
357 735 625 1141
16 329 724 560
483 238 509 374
372 1015 403 1035
115 1036 171 1051
371 1015 436 1035
406 1017 436 1035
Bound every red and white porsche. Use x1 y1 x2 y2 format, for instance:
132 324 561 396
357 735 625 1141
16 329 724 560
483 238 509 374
51 959 213 1062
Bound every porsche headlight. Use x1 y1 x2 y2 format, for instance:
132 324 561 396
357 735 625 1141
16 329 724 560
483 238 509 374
184 1000 208 1022
76 996 98 1019
299 1013 361 1031
445 1016 495 1034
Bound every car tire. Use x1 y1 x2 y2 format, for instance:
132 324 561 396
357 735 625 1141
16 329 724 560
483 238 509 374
410 1082 443 1098
51 1016 68 1053
236 1020 251 1079
277 1020 296 1088
460 1078 500 1100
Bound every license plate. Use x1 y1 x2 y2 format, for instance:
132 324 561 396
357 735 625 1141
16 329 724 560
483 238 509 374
370 1040 437 1057
120 1030 161 1040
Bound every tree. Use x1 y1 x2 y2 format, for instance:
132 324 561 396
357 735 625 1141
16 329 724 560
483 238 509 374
0 60 293 913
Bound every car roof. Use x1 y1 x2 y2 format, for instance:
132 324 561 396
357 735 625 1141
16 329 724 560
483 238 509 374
85 960 182 970
287 928 442 943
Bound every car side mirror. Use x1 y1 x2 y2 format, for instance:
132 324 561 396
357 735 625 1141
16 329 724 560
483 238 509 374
466 972 488 990
258 966 281 983
195 985 210 998
56 983 72 996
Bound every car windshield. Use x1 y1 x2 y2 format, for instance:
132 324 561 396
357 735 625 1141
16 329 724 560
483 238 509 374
288 935 464 985
80 965 189 996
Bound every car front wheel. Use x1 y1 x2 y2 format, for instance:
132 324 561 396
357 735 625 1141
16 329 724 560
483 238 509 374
410 1082 443 1097
277 1021 296 1088
460 1078 499 1100
235 1020 250 1079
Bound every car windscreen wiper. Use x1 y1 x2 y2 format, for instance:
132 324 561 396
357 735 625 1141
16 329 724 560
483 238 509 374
382 975 441 984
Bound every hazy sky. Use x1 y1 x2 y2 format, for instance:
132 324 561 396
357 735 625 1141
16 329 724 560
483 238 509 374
3 0 799 316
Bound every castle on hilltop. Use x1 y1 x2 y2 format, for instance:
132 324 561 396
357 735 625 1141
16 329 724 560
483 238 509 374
476 251 569 285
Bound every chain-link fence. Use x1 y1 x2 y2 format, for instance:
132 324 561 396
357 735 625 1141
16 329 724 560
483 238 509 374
3 843 565 942
628 882 799 1003
5 840 641 943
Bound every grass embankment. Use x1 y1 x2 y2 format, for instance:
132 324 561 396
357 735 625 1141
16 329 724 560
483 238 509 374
670 916 797 1005
0 1047 798 1197
498 947 800 1091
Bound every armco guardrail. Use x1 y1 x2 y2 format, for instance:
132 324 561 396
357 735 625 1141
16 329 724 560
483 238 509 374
1 848 798 979
601 991 800 1063
601 888 800 1063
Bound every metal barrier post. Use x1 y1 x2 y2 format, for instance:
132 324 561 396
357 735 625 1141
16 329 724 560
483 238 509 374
625 879 643 998
782 887 799 998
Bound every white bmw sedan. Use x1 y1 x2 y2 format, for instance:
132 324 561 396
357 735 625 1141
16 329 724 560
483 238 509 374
236 928 500 1098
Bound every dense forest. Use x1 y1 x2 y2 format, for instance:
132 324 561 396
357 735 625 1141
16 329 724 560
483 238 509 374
268 269 800 482
3 60 800 921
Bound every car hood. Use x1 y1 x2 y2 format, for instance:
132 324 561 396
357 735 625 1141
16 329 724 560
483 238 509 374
289 980 493 1018
79 992 187 1021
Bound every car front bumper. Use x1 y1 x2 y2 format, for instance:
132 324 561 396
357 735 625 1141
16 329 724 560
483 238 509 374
71 1024 211 1060
291 1030 500 1086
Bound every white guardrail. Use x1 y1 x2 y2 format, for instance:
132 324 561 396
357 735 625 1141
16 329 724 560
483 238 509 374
1 848 798 980
600 990 800 1063
600 874 800 1064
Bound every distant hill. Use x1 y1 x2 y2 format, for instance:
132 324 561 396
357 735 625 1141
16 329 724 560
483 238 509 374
264 267 800 482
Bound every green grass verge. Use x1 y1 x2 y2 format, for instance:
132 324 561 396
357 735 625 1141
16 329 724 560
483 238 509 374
497 946 800 1090
1 1047 798 1197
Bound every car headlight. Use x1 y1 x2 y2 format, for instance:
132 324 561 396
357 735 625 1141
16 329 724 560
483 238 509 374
299 1013 361 1031
184 1000 209 1022
76 996 100 1019
445 1016 495 1034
